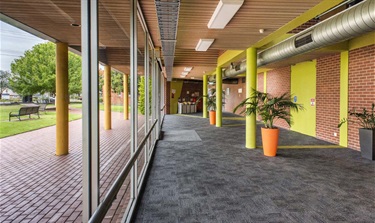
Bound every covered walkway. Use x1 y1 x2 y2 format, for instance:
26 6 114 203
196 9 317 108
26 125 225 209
0 111 145 223
135 114 375 222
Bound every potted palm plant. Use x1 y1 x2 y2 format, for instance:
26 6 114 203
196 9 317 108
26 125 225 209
206 94 217 125
197 89 217 125
234 90 303 156
338 103 375 160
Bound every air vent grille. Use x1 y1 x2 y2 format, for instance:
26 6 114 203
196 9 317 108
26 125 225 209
294 32 313 48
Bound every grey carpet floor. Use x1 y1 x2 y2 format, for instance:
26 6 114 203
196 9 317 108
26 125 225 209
134 114 375 223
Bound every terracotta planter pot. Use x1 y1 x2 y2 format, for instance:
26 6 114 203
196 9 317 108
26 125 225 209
261 127 279 157
209 110 216 125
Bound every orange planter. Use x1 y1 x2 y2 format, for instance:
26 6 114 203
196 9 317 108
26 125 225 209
261 127 279 157
209 110 216 125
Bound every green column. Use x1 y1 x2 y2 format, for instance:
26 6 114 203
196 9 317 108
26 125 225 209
246 47 257 149
339 51 349 147
203 74 208 118
216 67 222 127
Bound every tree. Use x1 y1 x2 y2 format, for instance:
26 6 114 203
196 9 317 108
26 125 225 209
0 70 11 99
111 70 123 94
68 52 82 95
9 42 82 96
138 76 152 115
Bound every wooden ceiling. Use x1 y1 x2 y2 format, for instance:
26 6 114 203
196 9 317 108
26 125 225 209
0 0 336 80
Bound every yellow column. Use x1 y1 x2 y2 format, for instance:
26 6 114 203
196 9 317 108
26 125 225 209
56 42 69 155
123 74 129 120
246 47 257 149
203 75 208 118
216 67 222 127
263 71 267 93
339 51 349 147
104 65 111 130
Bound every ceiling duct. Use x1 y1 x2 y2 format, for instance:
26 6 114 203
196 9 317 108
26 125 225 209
155 0 180 81
220 0 375 79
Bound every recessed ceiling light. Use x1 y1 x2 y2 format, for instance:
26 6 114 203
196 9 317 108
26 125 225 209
181 71 189 76
184 67 193 72
207 0 244 29
195 39 215 51
259 29 264 34
191 77 195 79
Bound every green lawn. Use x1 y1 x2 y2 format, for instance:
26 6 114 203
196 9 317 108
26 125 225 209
70 103 125 113
0 105 82 138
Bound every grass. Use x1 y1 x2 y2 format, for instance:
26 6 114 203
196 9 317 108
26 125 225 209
0 105 82 138
69 103 125 113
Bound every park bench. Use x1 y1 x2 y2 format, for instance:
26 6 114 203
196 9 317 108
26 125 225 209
38 103 48 113
9 106 40 121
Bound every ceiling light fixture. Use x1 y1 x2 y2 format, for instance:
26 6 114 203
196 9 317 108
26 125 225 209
184 67 193 72
181 71 189 76
259 29 264 34
207 0 244 29
195 39 215 51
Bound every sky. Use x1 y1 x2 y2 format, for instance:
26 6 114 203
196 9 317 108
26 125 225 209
0 21 47 71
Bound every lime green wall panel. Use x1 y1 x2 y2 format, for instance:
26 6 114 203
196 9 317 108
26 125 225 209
291 60 317 137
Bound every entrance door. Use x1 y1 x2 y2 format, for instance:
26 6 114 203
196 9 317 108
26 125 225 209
290 60 316 137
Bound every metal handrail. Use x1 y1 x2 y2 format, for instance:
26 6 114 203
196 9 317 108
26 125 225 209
89 119 158 223
160 104 165 111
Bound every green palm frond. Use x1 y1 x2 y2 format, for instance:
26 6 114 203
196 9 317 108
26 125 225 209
233 89 304 129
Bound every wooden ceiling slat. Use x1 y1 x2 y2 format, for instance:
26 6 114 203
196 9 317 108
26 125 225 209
1 0 325 77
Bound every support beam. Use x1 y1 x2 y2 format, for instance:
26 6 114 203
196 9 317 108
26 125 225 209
81 0 100 221
55 42 69 156
104 65 111 130
246 47 257 149
216 67 222 127
130 0 138 201
264 71 267 93
123 74 129 120
144 33 149 161
339 51 349 147
203 75 208 118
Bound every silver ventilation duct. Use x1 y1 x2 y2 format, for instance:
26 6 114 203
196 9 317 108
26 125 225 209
155 0 180 81
221 0 375 79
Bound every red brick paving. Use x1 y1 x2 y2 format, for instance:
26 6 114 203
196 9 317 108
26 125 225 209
0 111 145 222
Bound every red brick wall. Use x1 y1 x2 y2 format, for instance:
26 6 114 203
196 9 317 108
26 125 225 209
266 67 291 129
110 92 125 105
316 54 341 145
223 78 246 115
257 73 264 92
348 44 375 150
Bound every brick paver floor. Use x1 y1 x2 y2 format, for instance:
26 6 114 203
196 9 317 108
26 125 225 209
0 110 145 223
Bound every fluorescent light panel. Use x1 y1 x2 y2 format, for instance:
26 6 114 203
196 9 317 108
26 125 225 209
184 67 193 72
195 39 215 51
207 0 244 29
181 71 189 76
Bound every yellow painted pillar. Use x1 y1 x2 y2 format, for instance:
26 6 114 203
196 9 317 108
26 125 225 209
246 47 257 149
104 65 111 130
216 67 222 127
56 42 69 155
123 74 129 120
264 71 267 93
203 74 208 118
339 51 349 147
